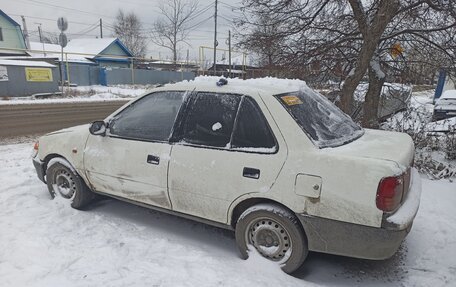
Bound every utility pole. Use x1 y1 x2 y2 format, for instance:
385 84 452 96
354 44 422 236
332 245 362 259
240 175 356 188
213 0 218 76
186 49 189 71
228 30 231 78
100 19 103 38
37 24 43 43
21 16 31 49
36 23 46 56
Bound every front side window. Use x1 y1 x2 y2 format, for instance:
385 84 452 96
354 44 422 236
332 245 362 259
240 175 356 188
109 91 186 142
275 89 364 148
231 97 276 151
181 93 241 147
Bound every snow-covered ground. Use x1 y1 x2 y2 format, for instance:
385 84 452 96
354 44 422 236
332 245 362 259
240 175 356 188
0 143 455 287
0 85 150 105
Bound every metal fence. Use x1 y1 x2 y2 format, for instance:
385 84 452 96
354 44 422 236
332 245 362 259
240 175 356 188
0 64 59 97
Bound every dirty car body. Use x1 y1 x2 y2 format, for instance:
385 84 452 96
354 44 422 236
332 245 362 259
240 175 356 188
33 77 421 272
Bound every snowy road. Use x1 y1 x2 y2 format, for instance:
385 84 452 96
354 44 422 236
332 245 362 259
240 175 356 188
0 101 127 138
0 143 455 287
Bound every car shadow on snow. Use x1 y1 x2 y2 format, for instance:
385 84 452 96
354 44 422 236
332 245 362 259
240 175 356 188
85 197 237 254
86 197 409 285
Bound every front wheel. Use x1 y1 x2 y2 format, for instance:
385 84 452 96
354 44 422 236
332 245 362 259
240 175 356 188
235 204 308 274
46 160 94 209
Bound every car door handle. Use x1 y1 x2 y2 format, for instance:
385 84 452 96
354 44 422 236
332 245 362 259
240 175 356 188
243 167 260 179
147 155 160 165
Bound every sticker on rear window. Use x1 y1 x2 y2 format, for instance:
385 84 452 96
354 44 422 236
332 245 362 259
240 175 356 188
281 95 303 106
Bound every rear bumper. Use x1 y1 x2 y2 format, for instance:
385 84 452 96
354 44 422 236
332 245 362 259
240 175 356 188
297 168 421 260
32 157 46 183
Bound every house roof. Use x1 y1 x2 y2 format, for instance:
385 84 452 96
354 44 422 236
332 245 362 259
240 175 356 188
0 59 56 68
29 42 61 58
64 38 133 59
27 41 94 64
26 38 132 64
0 10 20 27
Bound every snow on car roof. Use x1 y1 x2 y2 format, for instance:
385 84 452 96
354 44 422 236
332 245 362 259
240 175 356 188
441 90 456 100
161 76 309 96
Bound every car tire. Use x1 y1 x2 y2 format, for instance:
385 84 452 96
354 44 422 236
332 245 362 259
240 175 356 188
46 161 94 209
235 203 308 274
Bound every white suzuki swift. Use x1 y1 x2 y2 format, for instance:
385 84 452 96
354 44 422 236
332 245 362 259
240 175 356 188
32 77 421 273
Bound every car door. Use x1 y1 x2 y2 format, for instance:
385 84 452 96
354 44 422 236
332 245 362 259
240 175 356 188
84 90 187 209
168 93 287 223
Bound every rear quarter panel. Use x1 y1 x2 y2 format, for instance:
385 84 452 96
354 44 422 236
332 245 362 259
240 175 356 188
259 93 401 228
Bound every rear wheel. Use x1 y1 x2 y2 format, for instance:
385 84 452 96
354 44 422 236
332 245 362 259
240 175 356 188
235 204 308 273
46 161 94 209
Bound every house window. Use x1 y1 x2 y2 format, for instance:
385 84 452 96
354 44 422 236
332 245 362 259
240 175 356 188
0 28 3 41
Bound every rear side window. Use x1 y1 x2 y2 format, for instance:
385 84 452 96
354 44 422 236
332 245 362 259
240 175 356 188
181 93 241 147
231 97 276 151
109 91 186 142
275 89 363 148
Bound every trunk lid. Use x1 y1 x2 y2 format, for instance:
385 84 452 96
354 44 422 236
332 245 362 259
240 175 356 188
326 129 414 168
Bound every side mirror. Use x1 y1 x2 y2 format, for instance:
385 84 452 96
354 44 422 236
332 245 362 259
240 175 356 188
89 121 107 136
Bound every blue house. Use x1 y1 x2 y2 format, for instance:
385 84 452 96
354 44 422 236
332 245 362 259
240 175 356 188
0 10 28 56
27 38 134 86
64 38 133 68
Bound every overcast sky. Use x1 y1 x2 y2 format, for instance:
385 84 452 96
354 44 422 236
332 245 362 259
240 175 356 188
3 0 242 61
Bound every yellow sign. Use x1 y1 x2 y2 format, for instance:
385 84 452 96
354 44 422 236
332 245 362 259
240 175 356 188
281 95 303 106
25 68 53 82
391 43 404 59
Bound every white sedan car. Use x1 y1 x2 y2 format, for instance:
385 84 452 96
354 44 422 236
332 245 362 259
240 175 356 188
32 77 421 273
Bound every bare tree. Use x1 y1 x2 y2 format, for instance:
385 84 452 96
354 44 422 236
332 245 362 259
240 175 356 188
151 0 199 63
237 0 456 127
236 13 284 68
113 10 147 57
42 32 59 45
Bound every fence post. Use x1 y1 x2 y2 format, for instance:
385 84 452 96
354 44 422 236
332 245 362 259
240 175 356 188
65 53 70 88
434 69 446 102
131 58 135 85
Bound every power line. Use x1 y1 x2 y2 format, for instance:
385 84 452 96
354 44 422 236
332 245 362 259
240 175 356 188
8 13 99 26
21 0 118 20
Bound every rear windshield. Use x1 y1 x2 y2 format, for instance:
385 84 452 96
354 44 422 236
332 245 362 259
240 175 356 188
275 89 364 148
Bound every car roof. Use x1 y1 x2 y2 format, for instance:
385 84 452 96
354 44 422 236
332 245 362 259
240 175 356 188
441 90 456 100
152 76 309 98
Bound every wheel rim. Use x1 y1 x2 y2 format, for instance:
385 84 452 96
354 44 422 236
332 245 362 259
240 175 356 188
54 169 76 199
246 217 292 262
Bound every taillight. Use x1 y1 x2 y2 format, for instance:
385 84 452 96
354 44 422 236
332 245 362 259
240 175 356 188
376 175 404 212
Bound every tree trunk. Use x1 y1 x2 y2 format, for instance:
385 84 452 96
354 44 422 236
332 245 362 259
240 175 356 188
362 63 386 128
340 0 400 114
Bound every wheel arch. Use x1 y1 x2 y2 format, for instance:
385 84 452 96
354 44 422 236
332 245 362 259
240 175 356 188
43 153 70 173
229 197 304 232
